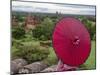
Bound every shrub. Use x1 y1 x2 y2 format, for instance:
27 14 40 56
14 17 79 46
32 17 55 41
12 27 25 39
40 40 52 47
11 42 50 63
12 38 23 47
78 16 96 40
83 19 96 40
15 15 25 22
43 47 58 66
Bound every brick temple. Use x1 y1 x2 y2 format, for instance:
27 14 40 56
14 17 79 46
12 15 18 27
25 14 39 30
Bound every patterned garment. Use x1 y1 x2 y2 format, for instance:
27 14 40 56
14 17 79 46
56 60 78 71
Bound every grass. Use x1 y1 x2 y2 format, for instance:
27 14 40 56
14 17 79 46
79 41 96 70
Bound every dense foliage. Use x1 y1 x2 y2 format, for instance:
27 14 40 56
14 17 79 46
78 16 96 40
12 27 25 39
32 17 55 40
12 40 50 63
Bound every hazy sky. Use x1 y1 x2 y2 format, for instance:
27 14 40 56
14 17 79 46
12 1 95 16
16 0 96 5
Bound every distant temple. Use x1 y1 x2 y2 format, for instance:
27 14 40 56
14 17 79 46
25 14 40 30
12 15 18 27
12 14 40 31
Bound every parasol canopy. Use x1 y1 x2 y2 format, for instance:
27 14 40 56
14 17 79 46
52 17 91 66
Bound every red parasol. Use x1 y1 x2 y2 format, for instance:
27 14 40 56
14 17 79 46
52 17 91 67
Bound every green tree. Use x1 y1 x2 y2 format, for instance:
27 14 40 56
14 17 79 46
80 16 96 40
12 27 25 39
32 17 55 40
